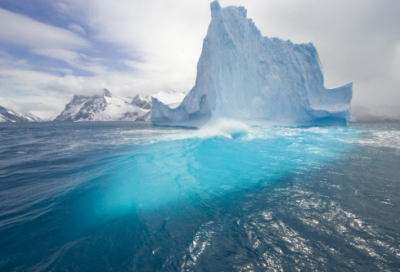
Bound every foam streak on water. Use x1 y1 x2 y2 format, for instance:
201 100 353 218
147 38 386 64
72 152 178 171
0 121 399 271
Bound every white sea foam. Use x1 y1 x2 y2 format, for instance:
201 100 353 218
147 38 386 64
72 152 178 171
198 118 251 139
358 130 400 150
134 119 360 147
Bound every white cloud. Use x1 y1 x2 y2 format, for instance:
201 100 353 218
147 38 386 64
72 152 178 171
0 66 65 118
0 8 88 50
31 47 108 74
0 8 102 76
65 0 211 95
54 2 72 16
32 48 79 64
0 65 109 118
68 23 86 36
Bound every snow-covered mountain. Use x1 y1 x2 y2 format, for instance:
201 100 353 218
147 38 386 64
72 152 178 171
54 89 152 122
152 1 352 126
0 105 46 122
132 94 151 110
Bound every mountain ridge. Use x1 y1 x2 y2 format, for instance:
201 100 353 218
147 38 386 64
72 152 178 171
0 105 48 122
54 89 152 122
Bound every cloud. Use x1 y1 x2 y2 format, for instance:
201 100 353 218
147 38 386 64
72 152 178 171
0 6 113 118
0 66 66 118
68 23 86 36
0 8 101 75
0 8 88 50
54 2 72 16
0 64 109 118
65 0 211 95
31 47 108 74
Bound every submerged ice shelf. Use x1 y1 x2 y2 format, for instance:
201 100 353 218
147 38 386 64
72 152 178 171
100 122 358 212
151 1 352 126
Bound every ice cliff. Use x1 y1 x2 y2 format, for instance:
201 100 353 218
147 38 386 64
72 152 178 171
151 1 352 126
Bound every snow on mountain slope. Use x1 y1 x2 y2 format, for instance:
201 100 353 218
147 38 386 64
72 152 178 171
24 113 51 122
151 1 352 126
132 95 152 110
0 105 45 122
55 89 151 122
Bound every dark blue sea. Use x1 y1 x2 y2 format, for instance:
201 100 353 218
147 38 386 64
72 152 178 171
0 121 399 271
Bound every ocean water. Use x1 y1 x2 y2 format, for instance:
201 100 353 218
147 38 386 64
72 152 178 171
0 120 399 271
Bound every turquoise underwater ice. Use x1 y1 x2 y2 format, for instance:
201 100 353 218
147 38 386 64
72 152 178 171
89 121 359 217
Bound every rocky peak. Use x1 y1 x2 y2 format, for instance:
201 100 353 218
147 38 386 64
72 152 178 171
103 89 112 97
132 95 151 110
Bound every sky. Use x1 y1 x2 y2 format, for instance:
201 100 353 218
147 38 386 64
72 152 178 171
0 0 399 119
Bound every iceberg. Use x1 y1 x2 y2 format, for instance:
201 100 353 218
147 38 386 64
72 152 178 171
151 91 186 110
151 1 352 126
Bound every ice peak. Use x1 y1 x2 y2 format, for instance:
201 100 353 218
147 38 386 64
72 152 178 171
210 1 221 17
